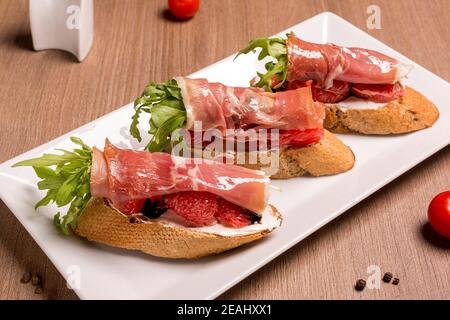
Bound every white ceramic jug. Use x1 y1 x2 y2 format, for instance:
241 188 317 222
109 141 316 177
29 0 94 61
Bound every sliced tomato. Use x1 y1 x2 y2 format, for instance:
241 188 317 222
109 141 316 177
285 80 351 103
283 78 404 103
165 191 218 227
188 128 323 150
351 82 404 103
117 199 146 215
284 80 311 90
311 80 352 103
279 128 324 147
286 80 352 103
216 198 254 228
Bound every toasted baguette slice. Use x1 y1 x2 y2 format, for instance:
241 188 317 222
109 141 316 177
324 87 439 134
236 130 355 179
75 198 282 259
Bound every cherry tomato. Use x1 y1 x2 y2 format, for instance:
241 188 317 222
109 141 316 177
168 0 200 19
428 191 450 239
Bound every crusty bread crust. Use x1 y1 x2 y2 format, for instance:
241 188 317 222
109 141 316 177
324 87 439 134
239 130 355 179
75 198 282 259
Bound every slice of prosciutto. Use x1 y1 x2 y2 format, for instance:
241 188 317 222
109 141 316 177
286 34 413 88
174 77 325 133
90 140 270 215
351 82 405 103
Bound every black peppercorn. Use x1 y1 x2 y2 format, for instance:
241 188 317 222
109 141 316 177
129 216 137 224
20 272 32 284
141 198 168 218
355 279 366 291
392 278 399 285
383 272 393 283
34 286 43 294
31 274 42 286
249 210 262 223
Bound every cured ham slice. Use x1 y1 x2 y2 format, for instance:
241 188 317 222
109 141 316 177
286 34 412 88
90 140 270 215
175 77 324 133
351 82 405 103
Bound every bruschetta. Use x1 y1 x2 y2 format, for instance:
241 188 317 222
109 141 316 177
13 138 282 259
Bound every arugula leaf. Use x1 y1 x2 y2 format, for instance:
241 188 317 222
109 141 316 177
130 105 143 142
35 189 57 209
33 166 56 179
55 171 82 207
13 137 92 235
150 105 184 128
37 175 66 190
147 113 186 152
130 79 187 152
70 136 91 151
13 153 79 167
235 36 288 91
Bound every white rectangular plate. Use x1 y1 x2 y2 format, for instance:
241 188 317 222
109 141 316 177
1 12 449 299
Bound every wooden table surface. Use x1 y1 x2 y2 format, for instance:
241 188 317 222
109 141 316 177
0 0 449 300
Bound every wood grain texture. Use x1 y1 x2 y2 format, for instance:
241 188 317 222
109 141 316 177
0 0 449 300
